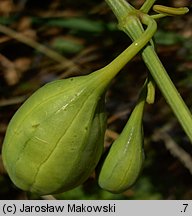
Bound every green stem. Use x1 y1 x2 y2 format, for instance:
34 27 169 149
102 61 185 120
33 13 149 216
140 0 157 13
120 14 192 142
96 14 156 84
150 13 167 19
105 0 192 142
105 0 135 20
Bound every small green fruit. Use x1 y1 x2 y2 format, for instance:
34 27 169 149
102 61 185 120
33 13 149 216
98 89 146 193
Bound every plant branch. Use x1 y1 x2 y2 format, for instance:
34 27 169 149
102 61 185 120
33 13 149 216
105 0 135 21
106 0 192 142
95 14 156 84
140 0 157 13
119 13 192 142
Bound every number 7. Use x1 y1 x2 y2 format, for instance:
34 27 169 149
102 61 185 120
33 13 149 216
183 204 188 212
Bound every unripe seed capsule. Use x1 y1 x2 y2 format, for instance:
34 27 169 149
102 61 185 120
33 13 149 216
2 73 108 195
98 87 146 193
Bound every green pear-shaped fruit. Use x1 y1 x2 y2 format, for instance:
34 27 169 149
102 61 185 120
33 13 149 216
2 72 109 195
98 87 146 193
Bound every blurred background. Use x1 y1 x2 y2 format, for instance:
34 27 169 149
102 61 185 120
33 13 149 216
0 0 192 200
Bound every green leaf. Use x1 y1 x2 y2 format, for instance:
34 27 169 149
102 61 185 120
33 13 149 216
46 18 105 33
0 16 16 25
52 38 84 54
